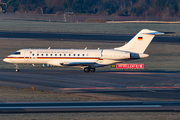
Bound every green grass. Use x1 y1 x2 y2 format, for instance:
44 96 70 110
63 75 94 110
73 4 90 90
0 20 180 35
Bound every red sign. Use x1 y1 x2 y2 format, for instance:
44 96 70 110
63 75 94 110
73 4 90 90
116 64 144 69
129 64 144 69
117 64 128 69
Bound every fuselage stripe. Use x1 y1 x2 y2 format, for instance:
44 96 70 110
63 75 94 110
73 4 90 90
5 57 103 60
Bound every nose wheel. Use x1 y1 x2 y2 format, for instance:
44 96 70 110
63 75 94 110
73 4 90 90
14 64 20 72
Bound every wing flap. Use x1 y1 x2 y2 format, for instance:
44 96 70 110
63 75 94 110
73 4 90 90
63 62 96 66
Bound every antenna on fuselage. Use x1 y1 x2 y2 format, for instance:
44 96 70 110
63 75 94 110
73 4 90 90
85 47 87 50
48 47 51 49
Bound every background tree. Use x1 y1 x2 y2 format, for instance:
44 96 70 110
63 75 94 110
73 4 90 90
4 0 180 17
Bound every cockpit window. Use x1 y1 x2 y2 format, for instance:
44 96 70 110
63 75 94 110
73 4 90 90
12 52 21 55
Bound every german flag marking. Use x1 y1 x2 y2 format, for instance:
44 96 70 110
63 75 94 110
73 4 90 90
138 37 143 40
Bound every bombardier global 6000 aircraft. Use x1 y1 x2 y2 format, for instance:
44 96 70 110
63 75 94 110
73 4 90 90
3 29 164 72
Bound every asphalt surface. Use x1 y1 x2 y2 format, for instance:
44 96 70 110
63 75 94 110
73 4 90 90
1 69 180 101
0 31 179 43
1 101 180 113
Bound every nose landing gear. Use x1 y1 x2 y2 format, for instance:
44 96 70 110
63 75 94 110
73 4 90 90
14 64 20 72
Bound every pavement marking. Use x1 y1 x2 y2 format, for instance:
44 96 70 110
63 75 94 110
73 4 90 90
59 87 116 90
140 83 150 87
59 86 180 90
0 105 161 109
109 72 155 75
127 87 180 88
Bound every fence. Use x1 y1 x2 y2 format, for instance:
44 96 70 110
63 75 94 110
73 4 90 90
1 13 180 23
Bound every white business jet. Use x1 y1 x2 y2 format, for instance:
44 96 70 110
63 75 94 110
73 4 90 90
3 29 164 72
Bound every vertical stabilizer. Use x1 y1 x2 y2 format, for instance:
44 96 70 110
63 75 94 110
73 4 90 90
114 29 164 53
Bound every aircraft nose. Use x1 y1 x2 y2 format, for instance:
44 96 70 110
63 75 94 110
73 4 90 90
3 58 6 62
3 58 9 63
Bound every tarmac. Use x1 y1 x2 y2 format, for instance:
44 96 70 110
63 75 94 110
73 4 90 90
1 101 180 113
0 69 180 101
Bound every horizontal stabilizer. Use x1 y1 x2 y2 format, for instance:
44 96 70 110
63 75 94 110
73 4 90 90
163 32 175 34
143 31 164 35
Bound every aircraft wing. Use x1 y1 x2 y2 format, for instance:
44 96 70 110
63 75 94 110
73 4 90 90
47 60 97 67
62 62 97 66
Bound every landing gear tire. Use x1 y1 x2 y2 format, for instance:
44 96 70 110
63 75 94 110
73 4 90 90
14 64 20 72
84 67 90 73
90 68 95 72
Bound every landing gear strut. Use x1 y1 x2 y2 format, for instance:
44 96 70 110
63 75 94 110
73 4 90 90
14 64 20 72
84 67 96 73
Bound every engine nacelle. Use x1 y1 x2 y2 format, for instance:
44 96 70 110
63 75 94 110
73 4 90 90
102 50 130 60
102 50 149 60
130 53 149 58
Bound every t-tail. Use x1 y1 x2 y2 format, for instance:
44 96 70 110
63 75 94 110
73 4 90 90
114 29 164 53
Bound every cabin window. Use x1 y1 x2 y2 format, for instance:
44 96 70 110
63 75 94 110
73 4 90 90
78 54 80 56
41 54 43 56
37 54 39 56
74 54 75 56
46 54 48 56
59 54 61 56
55 54 57 56
51 54 52 56
32 54 34 56
82 54 84 56
64 54 66 56
86 54 88 56
69 54 71 56
12 52 21 55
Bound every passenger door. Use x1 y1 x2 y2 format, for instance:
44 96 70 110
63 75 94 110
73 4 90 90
24 50 30 63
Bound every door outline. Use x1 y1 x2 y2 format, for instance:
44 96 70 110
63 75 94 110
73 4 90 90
24 51 30 63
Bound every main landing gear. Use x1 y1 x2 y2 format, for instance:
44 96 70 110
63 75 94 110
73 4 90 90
15 64 20 72
84 67 96 73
